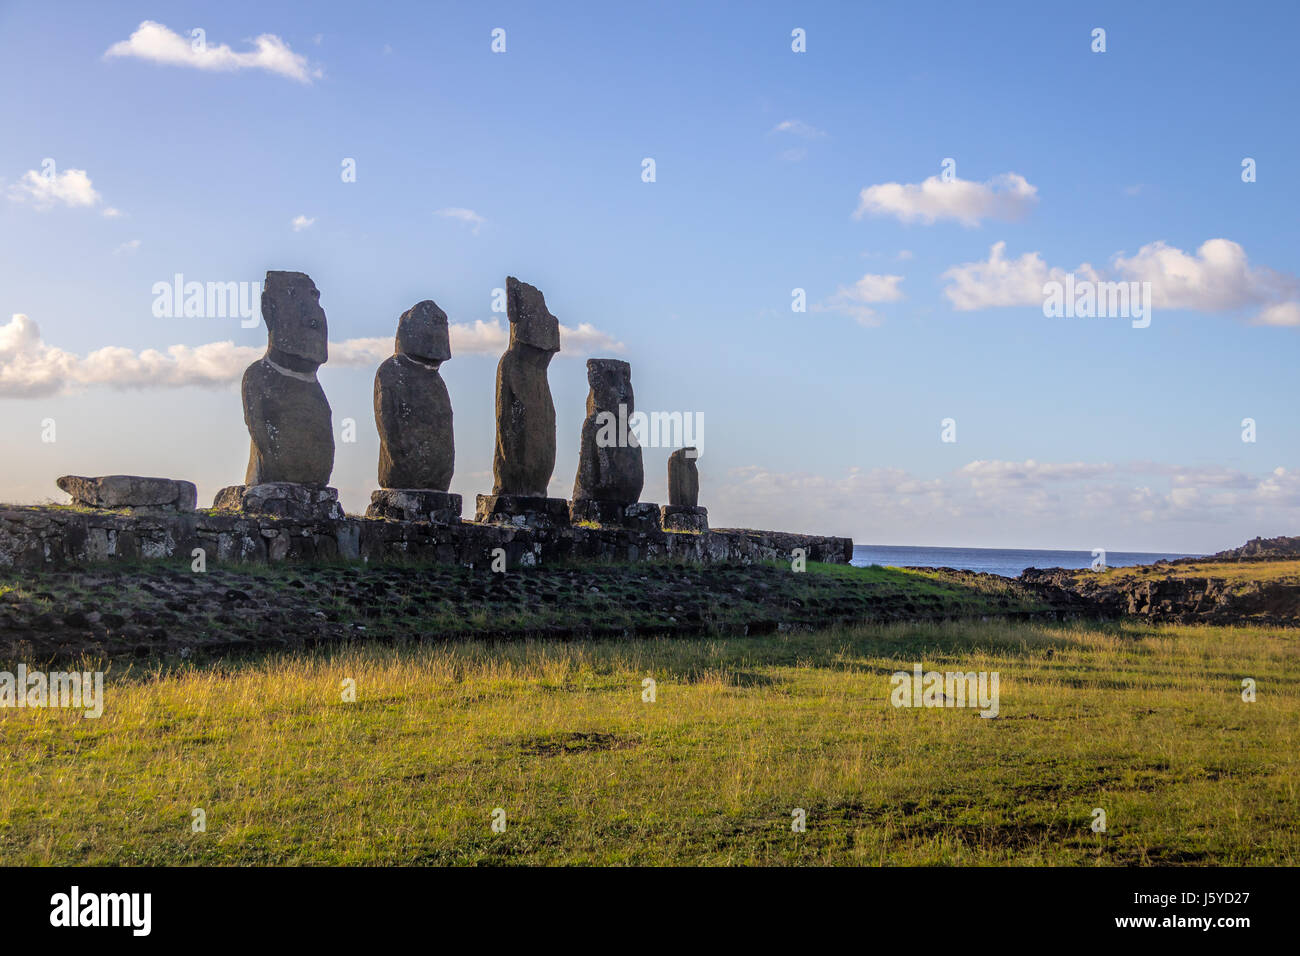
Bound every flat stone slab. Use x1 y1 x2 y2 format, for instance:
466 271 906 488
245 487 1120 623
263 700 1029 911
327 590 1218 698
661 504 708 533
475 494 570 530
571 499 661 533
213 483 343 521
57 475 196 513
366 489 462 524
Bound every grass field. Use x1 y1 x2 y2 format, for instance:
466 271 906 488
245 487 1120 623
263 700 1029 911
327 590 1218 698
1 616 1296 865
1098 558 1300 586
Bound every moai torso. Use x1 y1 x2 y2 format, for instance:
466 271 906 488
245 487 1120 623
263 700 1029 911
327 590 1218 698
375 300 454 490
243 271 334 486
491 277 561 497
573 358 644 503
667 447 700 508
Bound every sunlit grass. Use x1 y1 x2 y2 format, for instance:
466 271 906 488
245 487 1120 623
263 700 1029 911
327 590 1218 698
0 618 1295 865
1099 559 1300 586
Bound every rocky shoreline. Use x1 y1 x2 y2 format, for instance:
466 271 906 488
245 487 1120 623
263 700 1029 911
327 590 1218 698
1016 535 1300 628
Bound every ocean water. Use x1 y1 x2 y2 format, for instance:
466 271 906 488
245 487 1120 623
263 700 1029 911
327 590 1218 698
850 545 1197 579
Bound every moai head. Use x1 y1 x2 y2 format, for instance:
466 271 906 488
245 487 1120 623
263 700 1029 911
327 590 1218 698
396 299 451 365
262 271 328 366
506 276 560 353
585 358 634 414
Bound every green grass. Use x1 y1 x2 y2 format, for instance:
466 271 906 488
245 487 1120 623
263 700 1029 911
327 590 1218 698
0 559 1051 663
1 617 1295 865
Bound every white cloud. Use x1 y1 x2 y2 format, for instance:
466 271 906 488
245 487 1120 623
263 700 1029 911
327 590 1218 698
942 241 1100 310
435 207 485 235
104 21 321 84
771 119 825 138
943 238 1300 322
1255 302 1300 327
1112 239 1299 313
102 206 123 219
114 239 142 255
7 168 101 209
714 458 1300 550
291 214 316 232
0 313 624 397
813 273 905 326
855 172 1038 227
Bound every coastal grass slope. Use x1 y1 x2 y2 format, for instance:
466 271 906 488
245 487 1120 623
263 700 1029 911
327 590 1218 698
0 559 1046 662
1 618 1295 865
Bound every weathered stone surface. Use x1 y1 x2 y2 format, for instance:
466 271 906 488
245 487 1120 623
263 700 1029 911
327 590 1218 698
242 271 334 486
475 494 570 530
213 483 343 521
492 277 560 497
375 300 454 490
661 504 708 533
571 499 660 533
572 359 644 504
0 501 852 572
366 489 461 524
57 475 196 513
667 447 700 508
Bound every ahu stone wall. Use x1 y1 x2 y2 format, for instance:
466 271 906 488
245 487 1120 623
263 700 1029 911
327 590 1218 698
0 505 852 571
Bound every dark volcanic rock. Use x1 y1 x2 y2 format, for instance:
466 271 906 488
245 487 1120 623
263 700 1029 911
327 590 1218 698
375 300 454 490
367 489 461 524
57 475 197 513
242 271 334 486
572 358 644 504
667 447 700 508
1195 536 1300 563
492 277 560 497
213 483 344 521
661 504 708 533
1019 563 1300 627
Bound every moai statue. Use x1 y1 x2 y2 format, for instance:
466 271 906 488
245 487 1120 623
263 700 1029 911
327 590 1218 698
661 447 708 532
213 271 342 520
570 359 658 531
475 276 569 528
366 300 461 523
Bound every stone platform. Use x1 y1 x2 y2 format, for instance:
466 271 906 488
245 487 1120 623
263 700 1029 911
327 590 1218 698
570 499 660 533
661 505 708 533
366 489 462 524
0 504 852 570
213 483 344 521
474 494 570 530
57 475 197 515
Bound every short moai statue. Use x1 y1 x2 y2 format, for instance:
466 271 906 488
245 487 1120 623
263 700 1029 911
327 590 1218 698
570 358 659 531
661 447 708 532
213 270 342 520
474 276 570 528
366 300 461 523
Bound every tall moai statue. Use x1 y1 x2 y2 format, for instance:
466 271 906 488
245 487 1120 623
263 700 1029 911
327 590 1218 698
570 359 656 530
213 270 342 520
475 276 569 528
366 299 462 523
662 447 708 532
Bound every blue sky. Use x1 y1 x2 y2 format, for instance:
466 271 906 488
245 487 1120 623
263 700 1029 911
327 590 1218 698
2 0 1298 553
